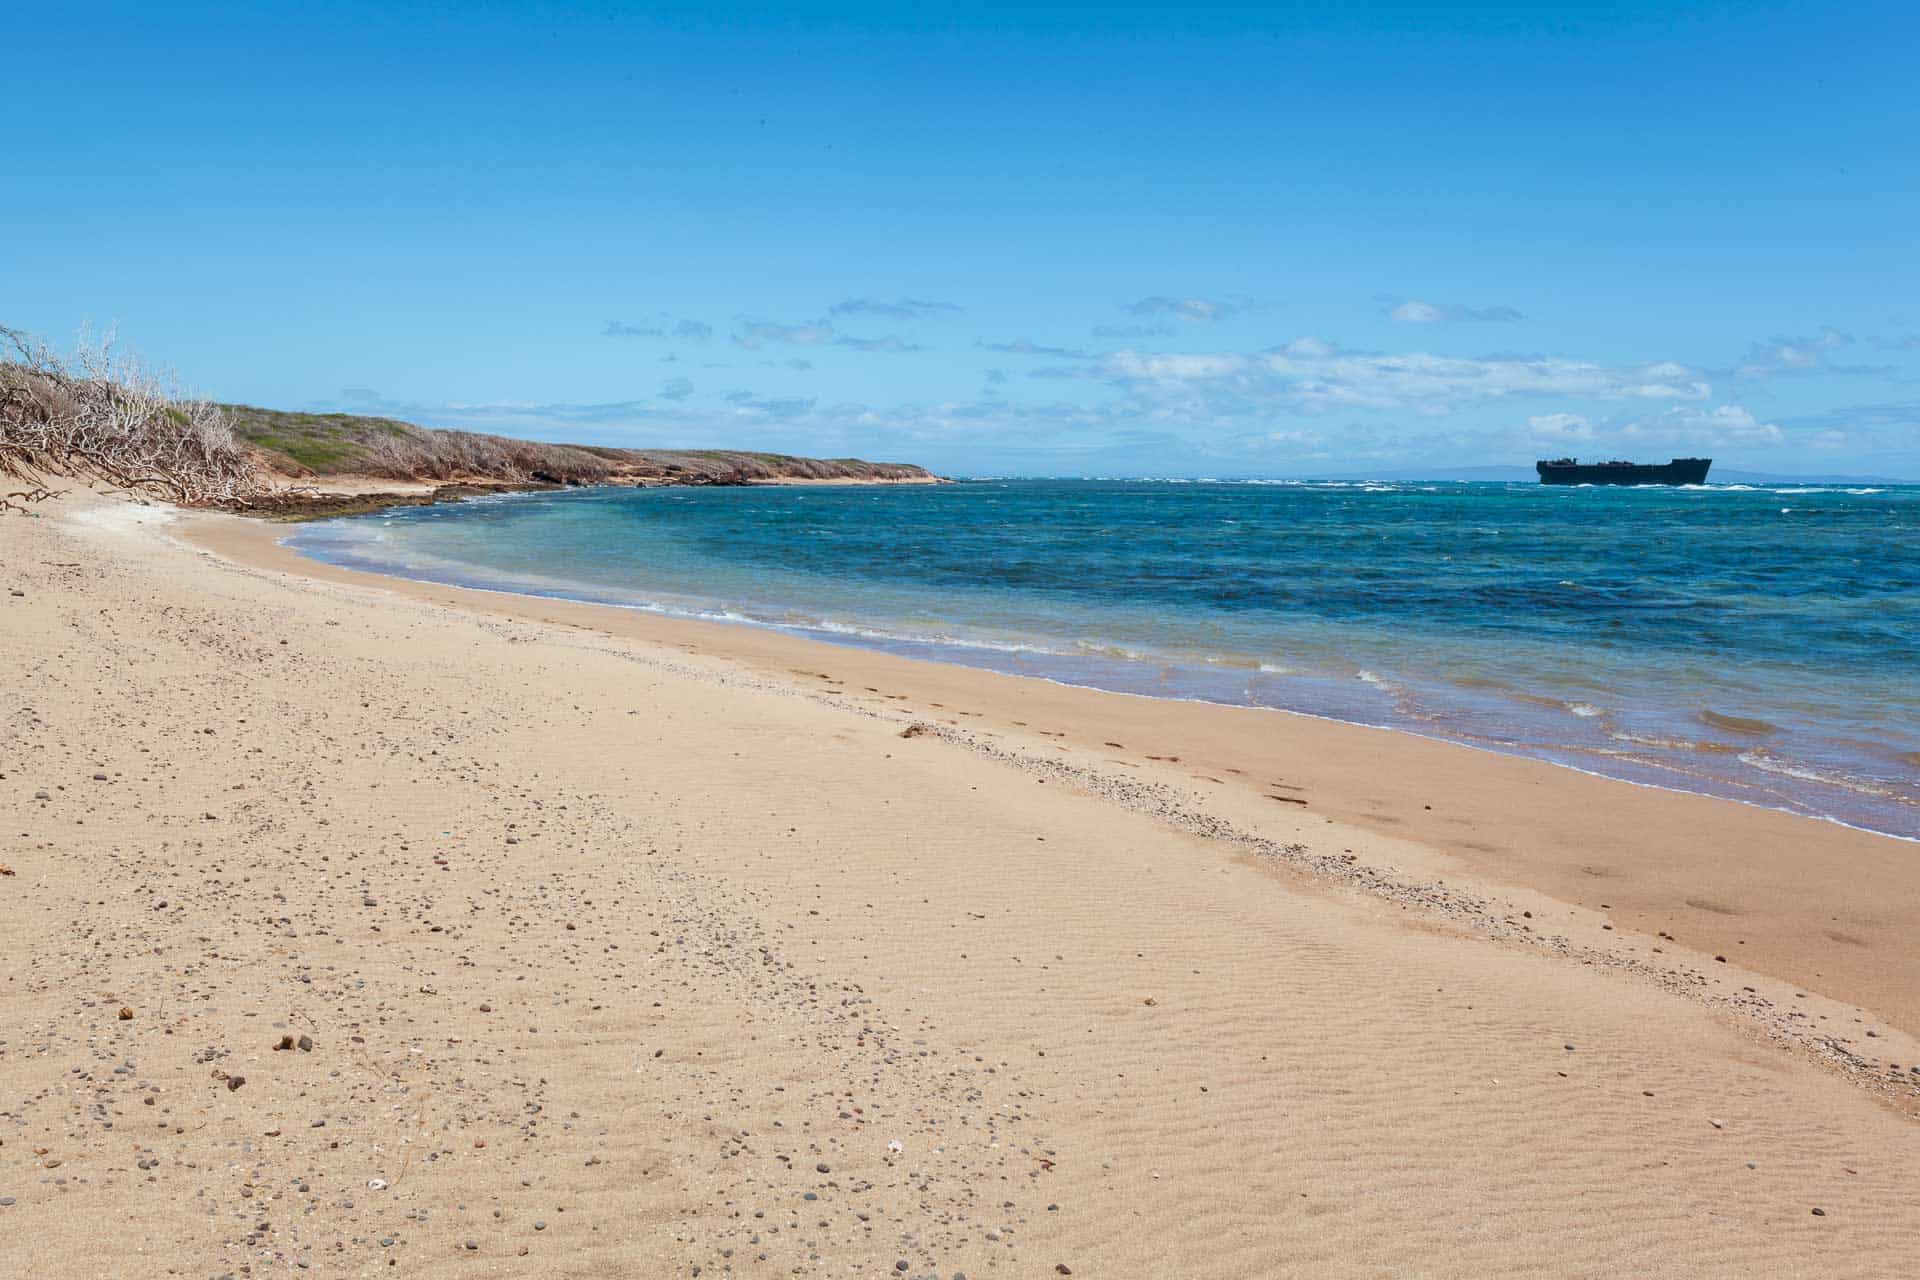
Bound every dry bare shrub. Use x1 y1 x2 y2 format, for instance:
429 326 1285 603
353 425 619 484
1 325 258 507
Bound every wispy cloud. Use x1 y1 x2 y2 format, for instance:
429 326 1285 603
722 390 817 418
330 388 691 427
733 316 925 353
1122 296 1253 324
1525 405 1781 449
1092 322 1170 340
1619 404 1784 446
1525 412 1593 442
828 297 963 321
975 337 1094 359
1062 338 1711 415
1385 299 1524 325
1735 326 1859 377
733 318 837 350
835 333 926 353
325 318 1903 473
604 317 714 342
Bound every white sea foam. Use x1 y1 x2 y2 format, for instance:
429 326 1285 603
1737 750 1903 799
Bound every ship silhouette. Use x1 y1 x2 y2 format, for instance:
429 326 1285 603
1536 457 1711 485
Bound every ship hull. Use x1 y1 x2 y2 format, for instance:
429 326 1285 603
1536 458 1711 486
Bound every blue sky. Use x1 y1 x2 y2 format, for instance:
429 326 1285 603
8 2 1918 476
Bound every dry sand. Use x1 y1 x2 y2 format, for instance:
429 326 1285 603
3 488 1917 1278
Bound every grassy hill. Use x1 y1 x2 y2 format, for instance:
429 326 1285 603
225 404 935 487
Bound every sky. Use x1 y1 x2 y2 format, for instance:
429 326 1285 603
7 1 1919 477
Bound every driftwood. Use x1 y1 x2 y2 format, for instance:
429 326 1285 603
0 325 259 509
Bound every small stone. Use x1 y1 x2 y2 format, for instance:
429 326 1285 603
92 773 109 781
118 1007 133 1020
297 1035 313 1052
816 1163 830 1173
533 1221 547 1231
226 1075 245 1092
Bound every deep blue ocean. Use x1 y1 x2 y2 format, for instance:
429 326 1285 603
288 479 1920 839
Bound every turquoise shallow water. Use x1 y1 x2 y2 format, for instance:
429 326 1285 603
288 478 1920 838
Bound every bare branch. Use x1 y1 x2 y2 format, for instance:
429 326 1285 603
1 324 259 508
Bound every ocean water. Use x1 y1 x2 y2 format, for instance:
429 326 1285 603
287 478 1920 839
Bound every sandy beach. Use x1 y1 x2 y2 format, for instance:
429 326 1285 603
4 487 1918 1278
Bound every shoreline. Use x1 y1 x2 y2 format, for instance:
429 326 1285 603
285 508 1920 845
272 481 1920 844
7 487 1918 1277
231 471 947 522
183 503 1920 1041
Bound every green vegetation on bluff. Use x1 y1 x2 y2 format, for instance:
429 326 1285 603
223 403 934 486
